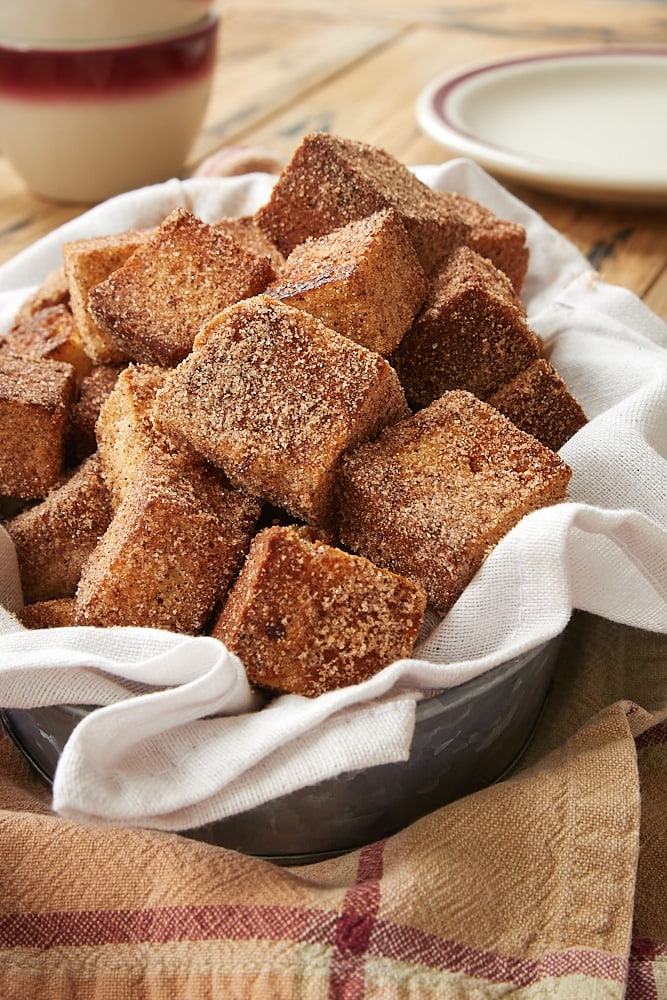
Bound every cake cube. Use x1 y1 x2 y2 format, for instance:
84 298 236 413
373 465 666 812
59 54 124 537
1 303 92 384
63 231 148 364
19 598 78 629
67 363 124 466
211 525 427 697
10 267 70 328
5 453 111 603
487 358 588 452
154 295 410 528
0 356 77 498
214 215 285 272
95 363 173 510
255 131 469 276
87 209 276 367
390 246 541 408
266 209 428 355
437 190 530 294
338 390 572 614
75 451 262 634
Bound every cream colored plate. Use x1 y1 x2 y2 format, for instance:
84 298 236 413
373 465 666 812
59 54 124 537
416 48 667 204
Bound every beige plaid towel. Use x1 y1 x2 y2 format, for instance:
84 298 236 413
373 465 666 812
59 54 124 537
1 611 665 999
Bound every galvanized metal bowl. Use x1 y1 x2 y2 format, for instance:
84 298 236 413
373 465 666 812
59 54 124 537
1 635 560 864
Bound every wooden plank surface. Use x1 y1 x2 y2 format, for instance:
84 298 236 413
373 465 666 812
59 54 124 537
0 0 665 322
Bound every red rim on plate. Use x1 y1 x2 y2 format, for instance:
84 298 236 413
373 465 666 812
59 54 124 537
415 46 667 203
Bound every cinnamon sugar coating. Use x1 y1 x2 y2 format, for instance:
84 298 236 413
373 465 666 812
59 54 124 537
67 364 124 466
436 190 529 294
9 267 70 329
212 524 427 697
5 453 111 603
95 363 172 510
390 246 541 408
338 390 572 614
0 356 77 499
87 209 275 367
487 358 588 452
214 215 285 272
63 231 148 364
75 451 262 634
255 132 469 276
0 303 91 384
19 598 78 629
154 295 410 528
266 209 428 355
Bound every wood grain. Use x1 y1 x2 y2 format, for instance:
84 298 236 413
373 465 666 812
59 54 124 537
0 0 665 321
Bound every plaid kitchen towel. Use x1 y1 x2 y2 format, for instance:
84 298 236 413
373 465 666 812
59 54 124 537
1 611 665 999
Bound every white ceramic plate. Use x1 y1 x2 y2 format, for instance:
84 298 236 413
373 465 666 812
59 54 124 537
416 48 667 204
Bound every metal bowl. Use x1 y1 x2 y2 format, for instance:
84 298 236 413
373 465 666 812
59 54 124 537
1 635 560 864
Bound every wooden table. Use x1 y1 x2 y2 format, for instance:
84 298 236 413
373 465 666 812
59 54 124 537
1 0 666 322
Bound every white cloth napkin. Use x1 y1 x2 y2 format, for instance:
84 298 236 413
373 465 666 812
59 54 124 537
0 160 666 831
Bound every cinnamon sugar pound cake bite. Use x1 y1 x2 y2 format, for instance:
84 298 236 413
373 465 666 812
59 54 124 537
19 598 78 630
75 451 262 634
486 358 588 452
211 525 427 697
63 231 149 366
390 245 541 409
255 131 470 276
66 363 124 466
214 215 286 273
95 363 173 511
87 208 276 367
0 302 91 385
9 266 69 326
0 355 77 499
436 190 530 294
153 295 410 528
338 390 572 615
266 209 428 356
5 453 111 604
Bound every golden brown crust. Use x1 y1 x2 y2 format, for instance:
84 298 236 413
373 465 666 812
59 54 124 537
390 245 541 408
487 358 588 451
0 303 92 384
214 215 285 272
75 451 262 634
67 363 125 466
87 209 276 367
154 295 410 528
266 209 428 355
0 355 77 499
95 364 172 510
255 131 470 276
10 267 70 328
5 453 112 603
338 390 572 614
63 232 148 364
436 190 530 294
19 598 78 629
212 524 427 697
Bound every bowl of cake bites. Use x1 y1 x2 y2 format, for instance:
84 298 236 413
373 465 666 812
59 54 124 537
0 133 588 862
